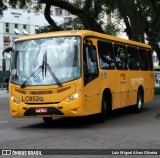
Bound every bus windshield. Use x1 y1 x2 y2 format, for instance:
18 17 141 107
10 36 81 86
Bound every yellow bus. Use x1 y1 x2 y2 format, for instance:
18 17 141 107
3 30 154 123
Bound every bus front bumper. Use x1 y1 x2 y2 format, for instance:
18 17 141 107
10 97 84 118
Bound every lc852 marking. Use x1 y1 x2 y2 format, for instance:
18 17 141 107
22 96 44 102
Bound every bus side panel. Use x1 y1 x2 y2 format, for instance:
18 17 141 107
127 71 142 106
100 70 121 110
143 71 155 103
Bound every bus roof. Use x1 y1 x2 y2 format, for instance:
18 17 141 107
16 30 151 49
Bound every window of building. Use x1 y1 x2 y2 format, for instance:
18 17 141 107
55 8 62 16
127 46 139 70
50 10 53 15
15 24 20 34
23 25 26 29
98 40 115 70
139 48 148 70
15 24 18 28
114 44 127 70
23 25 28 35
5 23 9 33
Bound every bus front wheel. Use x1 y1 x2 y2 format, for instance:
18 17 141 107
97 95 107 123
43 117 52 124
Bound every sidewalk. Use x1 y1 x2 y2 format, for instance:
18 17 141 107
0 89 9 98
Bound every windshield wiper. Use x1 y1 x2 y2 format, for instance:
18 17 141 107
43 51 62 87
21 51 62 88
21 65 42 88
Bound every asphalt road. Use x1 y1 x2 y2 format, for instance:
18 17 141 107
0 91 160 158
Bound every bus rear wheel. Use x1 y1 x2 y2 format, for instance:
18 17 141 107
134 90 143 113
43 117 52 124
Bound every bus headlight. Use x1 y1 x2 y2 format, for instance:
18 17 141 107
11 96 21 104
69 93 79 100
65 93 80 102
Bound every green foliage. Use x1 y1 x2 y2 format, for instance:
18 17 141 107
73 0 84 9
36 25 62 33
62 18 84 30
104 23 120 36
36 17 119 36
36 18 84 33
0 1 7 16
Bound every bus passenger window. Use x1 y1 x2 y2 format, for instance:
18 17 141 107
114 44 127 70
139 49 148 70
98 40 115 70
127 46 139 70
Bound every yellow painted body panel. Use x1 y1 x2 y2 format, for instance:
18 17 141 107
99 70 154 110
10 30 154 118
15 30 151 49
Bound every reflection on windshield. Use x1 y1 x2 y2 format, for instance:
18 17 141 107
11 36 81 86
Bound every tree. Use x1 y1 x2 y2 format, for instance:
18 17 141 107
104 0 160 63
0 0 121 35
1 0 160 62
42 0 105 32
0 0 7 16
38 0 160 62
38 0 121 35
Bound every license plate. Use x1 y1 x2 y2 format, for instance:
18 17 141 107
35 108 48 113
22 96 44 102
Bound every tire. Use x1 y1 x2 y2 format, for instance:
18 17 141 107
43 117 52 124
97 95 107 123
134 90 143 113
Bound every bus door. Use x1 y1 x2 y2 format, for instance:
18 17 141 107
83 39 101 115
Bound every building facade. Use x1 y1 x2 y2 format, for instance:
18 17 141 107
0 7 63 71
